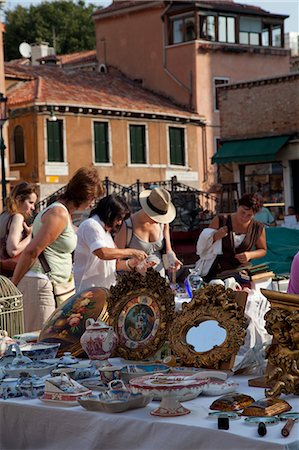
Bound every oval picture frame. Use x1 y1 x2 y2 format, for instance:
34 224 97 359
107 269 175 360
169 285 248 369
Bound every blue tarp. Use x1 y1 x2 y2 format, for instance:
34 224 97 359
252 227 299 275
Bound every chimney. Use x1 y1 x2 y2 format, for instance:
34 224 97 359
30 42 55 66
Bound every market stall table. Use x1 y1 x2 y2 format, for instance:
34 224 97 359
0 375 298 450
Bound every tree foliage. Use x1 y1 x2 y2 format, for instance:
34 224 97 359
4 0 99 61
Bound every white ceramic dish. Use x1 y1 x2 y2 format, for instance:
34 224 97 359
18 343 60 361
201 380 238 396
78 394 151 413
39 396 80 407
5 362 56 378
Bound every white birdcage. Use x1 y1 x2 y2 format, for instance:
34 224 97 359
0 276 24 336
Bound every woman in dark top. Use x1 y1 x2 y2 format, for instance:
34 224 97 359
202 194 266 280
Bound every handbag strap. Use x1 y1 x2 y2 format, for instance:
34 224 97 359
38 251 51 275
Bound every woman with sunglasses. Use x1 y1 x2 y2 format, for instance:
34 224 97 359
0 182 37 277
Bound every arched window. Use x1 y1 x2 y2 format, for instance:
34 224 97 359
13 125 25 163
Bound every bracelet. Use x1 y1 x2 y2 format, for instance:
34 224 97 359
126 259 132 271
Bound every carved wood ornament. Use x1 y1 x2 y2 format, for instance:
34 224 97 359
107 269 175 360
261 289 299 398
169 285 248 369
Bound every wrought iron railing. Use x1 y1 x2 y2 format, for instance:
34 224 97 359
35 176 218 230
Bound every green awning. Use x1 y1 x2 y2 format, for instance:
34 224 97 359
212 135 290 164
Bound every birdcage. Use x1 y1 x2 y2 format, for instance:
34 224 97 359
0 276 24 336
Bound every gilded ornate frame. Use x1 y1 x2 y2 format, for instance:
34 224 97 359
107 269 175 360
169 285 248 369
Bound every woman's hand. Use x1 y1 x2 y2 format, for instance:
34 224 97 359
235 252 250 264
23 223 32 236
129 249 147 261
213 226 228 241
167 252 183 271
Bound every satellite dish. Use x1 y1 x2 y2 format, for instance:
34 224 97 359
19 42 32 58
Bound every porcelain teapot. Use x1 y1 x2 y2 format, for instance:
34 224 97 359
80 319 118 364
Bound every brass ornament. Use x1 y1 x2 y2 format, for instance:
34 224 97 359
107 268 175 360
169 285 248 369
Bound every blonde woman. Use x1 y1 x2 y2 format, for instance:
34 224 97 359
0 182 37 277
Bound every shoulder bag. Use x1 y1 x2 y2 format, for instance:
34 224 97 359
38 251 75 307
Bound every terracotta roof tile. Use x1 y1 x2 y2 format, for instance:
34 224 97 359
60 50 97 65
95 0 277 18
5 64 200 119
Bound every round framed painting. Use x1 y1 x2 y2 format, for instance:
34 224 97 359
108 269 175 360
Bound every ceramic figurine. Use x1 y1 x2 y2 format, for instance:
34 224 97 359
80 319 118 367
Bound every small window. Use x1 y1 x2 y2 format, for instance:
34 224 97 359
214 78 230 111
262 24 270 46
219 16 235 43
13 125 25 163
169 127 185 166
47 119 64 162
129 124 146 164
200 15 216 41
173 19 184 44
239 16 262 46
171 16 195 44
272 25 282 47
94 122 109 163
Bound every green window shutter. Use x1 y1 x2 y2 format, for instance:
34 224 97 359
130 125 146 164
94 122 109 163
47 120 63 162
169 127 185 165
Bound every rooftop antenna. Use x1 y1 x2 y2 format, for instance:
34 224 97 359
19 42 32 59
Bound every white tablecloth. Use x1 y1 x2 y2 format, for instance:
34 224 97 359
0 376 298 450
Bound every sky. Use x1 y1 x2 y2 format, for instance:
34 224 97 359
2 0 299 33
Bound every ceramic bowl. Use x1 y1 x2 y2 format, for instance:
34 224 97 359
18 343 60 361
120 364 169 383
99 365 123 385
5 361 56 378
53 362 97 381
78 393 151 413
0 377 21 399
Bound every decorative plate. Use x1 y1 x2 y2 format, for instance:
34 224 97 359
39 287 109 357
108 270 175 361
39 396 81 407
120 364 169 383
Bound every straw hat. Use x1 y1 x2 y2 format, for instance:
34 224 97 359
139 187 176 224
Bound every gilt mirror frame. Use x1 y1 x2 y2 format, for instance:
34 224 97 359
170 285 248 369
107 269 175 360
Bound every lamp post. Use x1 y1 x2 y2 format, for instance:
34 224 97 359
0 93 8 209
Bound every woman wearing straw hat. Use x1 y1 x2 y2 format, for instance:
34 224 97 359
115 187 182 277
